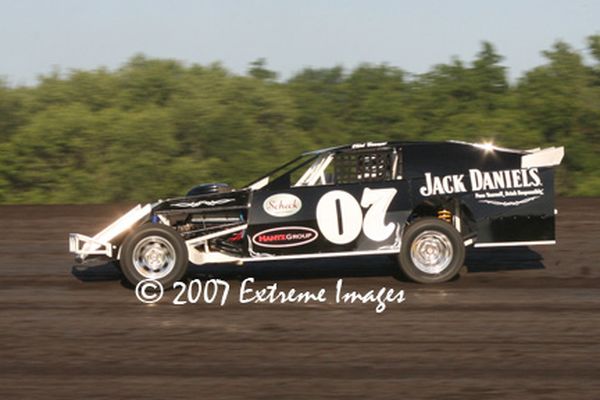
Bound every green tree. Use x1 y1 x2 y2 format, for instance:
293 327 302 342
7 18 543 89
248 58 277 81
0 39 599 203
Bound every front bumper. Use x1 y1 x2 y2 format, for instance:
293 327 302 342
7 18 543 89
69 233 113 258
69 203 152 262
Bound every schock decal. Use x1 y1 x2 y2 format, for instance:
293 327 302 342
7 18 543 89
263 194 302 217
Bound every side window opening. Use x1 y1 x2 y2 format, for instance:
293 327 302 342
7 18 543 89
334 148 398 184
291 147 402 187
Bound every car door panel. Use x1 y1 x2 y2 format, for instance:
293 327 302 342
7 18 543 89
246 180 411 257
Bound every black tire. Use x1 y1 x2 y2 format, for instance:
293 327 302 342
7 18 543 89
398 217 465 284
120 223 189 288
112 260 122 272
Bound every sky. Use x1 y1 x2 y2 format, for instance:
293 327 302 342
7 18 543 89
0 0 599 85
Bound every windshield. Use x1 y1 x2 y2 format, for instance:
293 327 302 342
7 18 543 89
244 154 318 190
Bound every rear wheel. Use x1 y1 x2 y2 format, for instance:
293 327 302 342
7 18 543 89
398 218 465 283
120 224 188 288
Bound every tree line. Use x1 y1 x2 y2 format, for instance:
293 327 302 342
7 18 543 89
1 36 599 203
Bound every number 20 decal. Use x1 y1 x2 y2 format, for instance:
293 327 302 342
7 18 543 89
316 188 397 244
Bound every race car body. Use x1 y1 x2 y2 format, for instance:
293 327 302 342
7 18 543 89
69 140 564 285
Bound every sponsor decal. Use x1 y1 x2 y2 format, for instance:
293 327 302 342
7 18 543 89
252 227 318 248
263 193 302 217
478 196 541 207
172 198 235 208
418 168 544 205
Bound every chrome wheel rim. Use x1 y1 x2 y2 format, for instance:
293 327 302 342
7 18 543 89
132 236 176 279
410 230 453 274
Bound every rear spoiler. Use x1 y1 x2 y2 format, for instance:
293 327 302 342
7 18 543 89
521 147 564 169
449 141 565 166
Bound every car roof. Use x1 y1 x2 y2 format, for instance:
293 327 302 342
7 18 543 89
301 140 528 156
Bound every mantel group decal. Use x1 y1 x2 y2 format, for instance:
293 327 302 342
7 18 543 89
252 226 318 248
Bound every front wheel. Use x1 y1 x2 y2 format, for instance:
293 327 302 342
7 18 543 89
398 218 465 284
120 224 189 288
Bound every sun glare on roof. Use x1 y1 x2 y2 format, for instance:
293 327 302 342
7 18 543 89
481 141 495 153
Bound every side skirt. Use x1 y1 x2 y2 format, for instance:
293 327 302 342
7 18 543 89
186 248 401 265
242 249 401 263
473 240 556 248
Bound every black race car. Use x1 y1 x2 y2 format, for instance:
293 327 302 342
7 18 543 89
69 140 564 286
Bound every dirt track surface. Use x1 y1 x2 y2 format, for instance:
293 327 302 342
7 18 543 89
1 198 599 399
